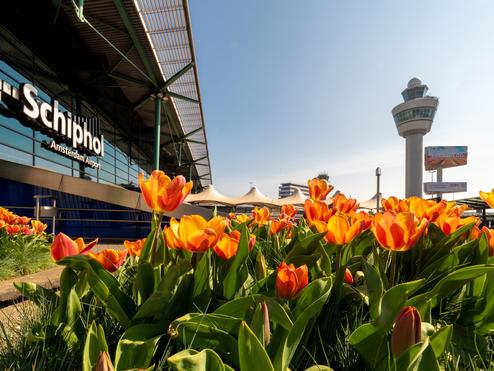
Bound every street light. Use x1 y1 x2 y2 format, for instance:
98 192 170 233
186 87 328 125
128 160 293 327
376 167 382 213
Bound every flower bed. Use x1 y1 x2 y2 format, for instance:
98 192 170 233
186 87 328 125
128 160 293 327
2 174 494 370
0 207 52 280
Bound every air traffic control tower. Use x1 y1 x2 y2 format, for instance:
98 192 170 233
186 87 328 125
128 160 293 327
392 78 439 197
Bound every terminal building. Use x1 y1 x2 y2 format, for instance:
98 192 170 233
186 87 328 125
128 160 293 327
0 0 211 241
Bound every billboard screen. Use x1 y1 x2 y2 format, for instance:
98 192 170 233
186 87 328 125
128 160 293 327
424 146 468 170
424 182 467 194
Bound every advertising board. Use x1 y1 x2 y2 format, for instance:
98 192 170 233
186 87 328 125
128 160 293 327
424 182 467 194
424 146 467 170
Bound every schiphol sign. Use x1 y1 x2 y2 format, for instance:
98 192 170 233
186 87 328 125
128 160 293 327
0 79 104 164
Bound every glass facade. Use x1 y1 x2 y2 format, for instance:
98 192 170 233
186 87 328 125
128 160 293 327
401 86 428 101
393 107 436 126
0 60 149 186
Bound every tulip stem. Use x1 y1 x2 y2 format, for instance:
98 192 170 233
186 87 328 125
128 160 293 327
389 251 397 287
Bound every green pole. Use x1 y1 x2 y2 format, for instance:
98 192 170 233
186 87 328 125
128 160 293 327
153 97 162 170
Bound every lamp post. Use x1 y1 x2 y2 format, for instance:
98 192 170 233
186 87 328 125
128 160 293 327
376 167 382 213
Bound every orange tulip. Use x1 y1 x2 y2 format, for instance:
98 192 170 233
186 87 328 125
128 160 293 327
481 227 494 255
280 204 297 219
372 212 428 252
443 201 468 217
331 193 359 214
480 189 494 209
304 199 331 225
270 218 292 235
89 249 127 272
235 214 251 224
407 197 446 222
351 211 373 232
164 218 182 249
344 268 354 285
214 230 241 260
178 215 227 253
31 220 47 234
5 224 22 235
314 212 364 245
123 238 146 257
435 214 478 236
391 306 421 357
248 234 256 251
138 170 192 213
51 232 98 261
308 178 333 202
381 196 409 213
276 261 309 300
252 207 270 225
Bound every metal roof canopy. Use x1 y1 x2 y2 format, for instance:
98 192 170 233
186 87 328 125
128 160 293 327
455 197 491 210
0 0 211 189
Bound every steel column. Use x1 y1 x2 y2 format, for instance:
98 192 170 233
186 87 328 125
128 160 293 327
153 97 162 170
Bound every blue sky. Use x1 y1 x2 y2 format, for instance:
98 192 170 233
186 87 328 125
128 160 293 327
189 0 494 201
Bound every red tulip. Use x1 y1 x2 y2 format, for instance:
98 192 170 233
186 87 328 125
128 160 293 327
391 306 421 357
51 232 98 261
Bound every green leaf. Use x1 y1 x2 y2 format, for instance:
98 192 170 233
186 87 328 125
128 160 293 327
273 278 332 371
137 228 156 264
13 281 58 307
377 279 424 330
426 264 494 302
223 225 250 299
134 262 155 303
238 322 274 371
395 337 440 371
171 313 243 337
294 276 331 318
173 322 239 367
304 366 333 371
132 262 192 324
285 231 326 263
362 259 384 321
192 251 211 312
215 295 293 331
82 321 109 371
429 325 452 358
168 349 234 371
58 255 136 328
348 323 388 370
114 324 163 370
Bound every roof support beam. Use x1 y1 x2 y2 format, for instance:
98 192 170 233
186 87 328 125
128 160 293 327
109 71 152 88
113 0 158 86
109 45 135 73
160 127 203 148
162 61 194 89
167 91 199 104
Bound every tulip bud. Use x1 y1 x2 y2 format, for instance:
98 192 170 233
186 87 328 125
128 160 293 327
261 301 270 346
344 268 354 285
255 253 268 280
96 351 115 371
391 306 422 357
354 270 365 284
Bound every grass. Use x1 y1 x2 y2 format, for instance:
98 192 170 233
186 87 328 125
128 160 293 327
0 232 54 281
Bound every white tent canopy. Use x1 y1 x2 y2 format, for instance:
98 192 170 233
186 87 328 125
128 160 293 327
359 192 383 210
184 184 235 206
274 188 308 206
233 186 278 207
